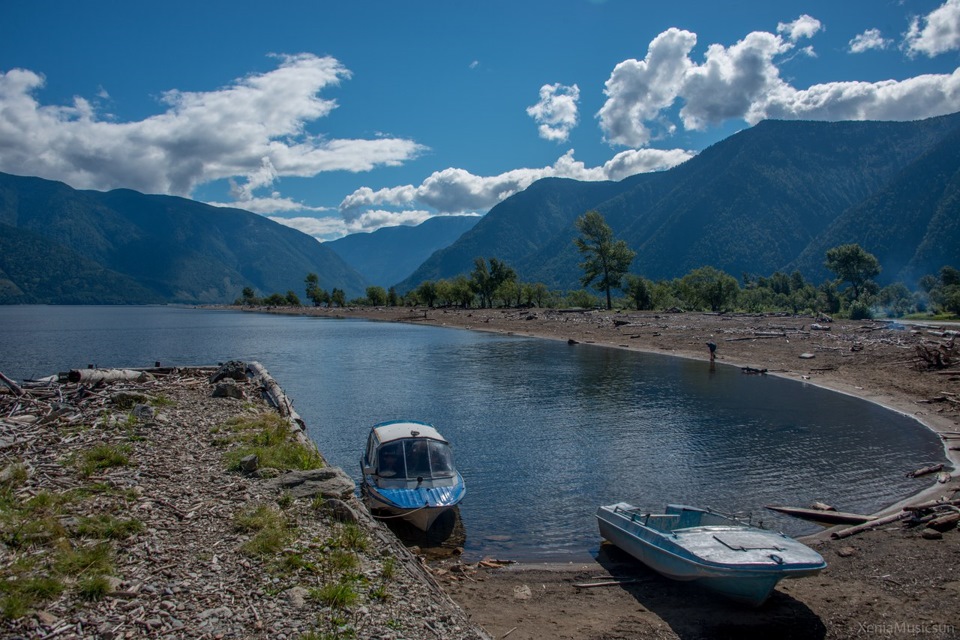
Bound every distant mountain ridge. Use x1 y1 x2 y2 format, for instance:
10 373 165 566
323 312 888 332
325 215 479 287
4 112 959 305
400 113 960 292
0 173 370 304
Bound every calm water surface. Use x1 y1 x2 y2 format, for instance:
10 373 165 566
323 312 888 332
0 306 946 560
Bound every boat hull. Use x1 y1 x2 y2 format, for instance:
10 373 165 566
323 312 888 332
597 503 826 606
361 476 465 532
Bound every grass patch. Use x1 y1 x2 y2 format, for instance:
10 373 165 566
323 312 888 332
222 413 324 472
336 524 368 553
76 443 132 477
380 557 396 580
53 542 113 577
0 474 127 620
234 504 293 558
310 580 359 609
0 576 64 619
74 514 143 540
76 575 111 601
149 394 175 407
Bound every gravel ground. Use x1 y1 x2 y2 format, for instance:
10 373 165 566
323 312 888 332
0 363 488 640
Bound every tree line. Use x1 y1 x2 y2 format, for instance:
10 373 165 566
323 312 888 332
237 211 960 320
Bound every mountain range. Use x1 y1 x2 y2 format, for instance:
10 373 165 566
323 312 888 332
0 174 368 304
400 112 960 292
2 112 959 305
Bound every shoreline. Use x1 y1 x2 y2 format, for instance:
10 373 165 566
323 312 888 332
239 306 960 638
5 305 958 638
229 304 960 495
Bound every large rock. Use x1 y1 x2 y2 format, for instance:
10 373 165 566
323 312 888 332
209 360 247 383
267 467 356 499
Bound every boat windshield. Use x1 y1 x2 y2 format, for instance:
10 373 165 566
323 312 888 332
377 439 456 479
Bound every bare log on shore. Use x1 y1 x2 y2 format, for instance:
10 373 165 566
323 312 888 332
904 498 960 511
830 511 911 540
0 370 24 396
927 511 960 532
66 368 154 384
906 463 944 479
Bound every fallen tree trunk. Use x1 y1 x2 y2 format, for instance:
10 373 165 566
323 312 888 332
906 463 944 478
904 498 960 511
67 368 154 384
0 370 24 396
927 511 960 532
830 511 910 540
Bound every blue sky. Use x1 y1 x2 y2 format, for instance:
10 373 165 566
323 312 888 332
2 1 959 240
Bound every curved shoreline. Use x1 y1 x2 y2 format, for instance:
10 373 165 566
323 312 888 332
231 304 959 514
217 306 960 638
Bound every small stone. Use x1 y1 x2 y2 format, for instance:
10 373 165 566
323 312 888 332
513 584 532 600
133 403 156 420
239 454 259 474
283 586 310 607
922 528 943 540
323 498 360 524
836 546 857 557
35 610 58 626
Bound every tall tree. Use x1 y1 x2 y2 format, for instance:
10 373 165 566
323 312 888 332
824 244 881 301
574 211 636 310
304 273 324 307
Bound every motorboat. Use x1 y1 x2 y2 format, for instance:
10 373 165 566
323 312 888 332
360 420 465 531
596 502 826 606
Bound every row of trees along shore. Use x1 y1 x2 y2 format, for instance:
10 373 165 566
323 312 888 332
237 211 960 321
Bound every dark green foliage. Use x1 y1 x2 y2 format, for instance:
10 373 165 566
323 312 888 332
824 244 881 301
574 211 635 310
365 286 387 306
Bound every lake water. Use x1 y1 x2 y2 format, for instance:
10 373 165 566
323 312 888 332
0 305 947 560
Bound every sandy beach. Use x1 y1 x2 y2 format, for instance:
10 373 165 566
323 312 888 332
255 305 960 639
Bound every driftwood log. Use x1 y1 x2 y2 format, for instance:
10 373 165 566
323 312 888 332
927 511 960 532
830 511 911 540
0 370 24 396
67 368 154 384
905 497 960 511
907 463 944 478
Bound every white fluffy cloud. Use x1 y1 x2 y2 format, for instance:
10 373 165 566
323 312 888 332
777 15 823 41
599 19 960 147
333 147 694 238
526 83 580 142
0 54 425 206
598 28 697 147
904 0 960 57
849 28 891 53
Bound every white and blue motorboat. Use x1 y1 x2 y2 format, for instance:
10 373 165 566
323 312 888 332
596 502 826 606
360 420 466 532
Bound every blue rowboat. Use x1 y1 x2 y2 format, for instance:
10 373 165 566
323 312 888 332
360 420 466 532
596 502 826 606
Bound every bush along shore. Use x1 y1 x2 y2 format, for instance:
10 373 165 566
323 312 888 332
0 361 488 640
